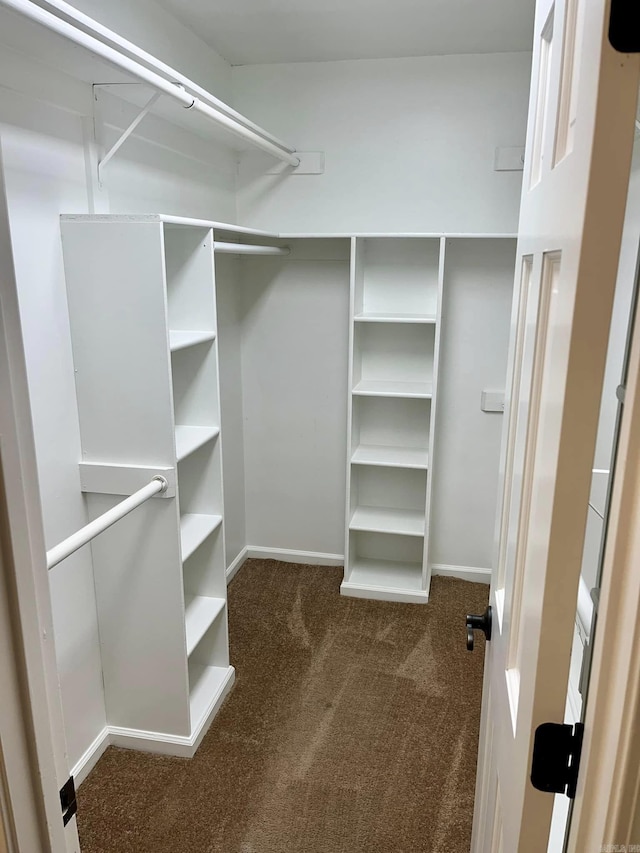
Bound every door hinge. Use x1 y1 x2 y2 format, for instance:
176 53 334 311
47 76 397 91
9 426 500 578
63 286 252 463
531 722 584 799
60 776 77 826
609 0 640 52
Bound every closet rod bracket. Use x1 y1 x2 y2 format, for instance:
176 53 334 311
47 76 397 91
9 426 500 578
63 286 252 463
95 86 162 185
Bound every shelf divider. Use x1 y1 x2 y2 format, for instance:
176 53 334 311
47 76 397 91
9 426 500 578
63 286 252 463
349 506 426 537
184 595 226 656
169 330 216 352
341 558 427 603
175 425 220 462
180 513 222 562
354 312 437 324
351 444 429 470
352 379 433 399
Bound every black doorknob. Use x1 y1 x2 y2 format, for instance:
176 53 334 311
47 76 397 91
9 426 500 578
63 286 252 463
466 606 492 651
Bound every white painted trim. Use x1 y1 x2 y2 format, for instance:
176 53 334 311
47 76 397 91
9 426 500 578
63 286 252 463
226 547 248 583
340 580 429 604
189 667 235 753
567 214 640 849
246 546 344 566
431 563 492 584
69 728 110 787
107 727 195 758
70 668 235 782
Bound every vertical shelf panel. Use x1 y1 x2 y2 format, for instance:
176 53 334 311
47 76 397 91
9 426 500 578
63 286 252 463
168 232 231 740
60 217 234 751
342 237 441 603
60 220 189 738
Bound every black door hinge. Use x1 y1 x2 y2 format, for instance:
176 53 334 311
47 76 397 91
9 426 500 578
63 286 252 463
531 722 584 799
60 776 77 826
609 0 640 53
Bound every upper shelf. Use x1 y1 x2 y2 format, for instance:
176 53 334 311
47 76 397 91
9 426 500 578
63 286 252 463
61 214 280 240
59 216 516 243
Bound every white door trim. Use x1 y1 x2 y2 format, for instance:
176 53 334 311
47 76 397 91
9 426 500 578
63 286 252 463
0 139 79 851
568 266 640 849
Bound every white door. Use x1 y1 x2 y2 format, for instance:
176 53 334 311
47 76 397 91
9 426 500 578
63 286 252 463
470 0 640 850
0 142 80 852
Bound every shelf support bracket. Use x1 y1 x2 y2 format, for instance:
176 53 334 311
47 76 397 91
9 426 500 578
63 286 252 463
97 90 162 185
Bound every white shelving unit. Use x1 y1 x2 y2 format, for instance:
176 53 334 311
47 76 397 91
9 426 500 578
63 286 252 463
60 215 235 755
342 237 444 603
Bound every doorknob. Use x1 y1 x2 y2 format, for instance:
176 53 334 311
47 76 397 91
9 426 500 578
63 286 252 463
466 606 492 651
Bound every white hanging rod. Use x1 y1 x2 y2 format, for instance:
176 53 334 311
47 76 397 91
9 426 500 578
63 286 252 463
46 476 168 570
32 0 293 155
0 0 300 167
214 242 290 256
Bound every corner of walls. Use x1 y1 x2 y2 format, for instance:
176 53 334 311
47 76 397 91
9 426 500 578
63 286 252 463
64 0 233 100
231 51 532 234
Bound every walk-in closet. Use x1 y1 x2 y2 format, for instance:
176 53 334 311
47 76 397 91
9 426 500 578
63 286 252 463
2 0 638 851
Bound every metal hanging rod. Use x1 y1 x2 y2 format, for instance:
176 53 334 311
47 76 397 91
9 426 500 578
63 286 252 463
0 0 300 167
214 242 290 256
34 0 293 155
46 476 168 570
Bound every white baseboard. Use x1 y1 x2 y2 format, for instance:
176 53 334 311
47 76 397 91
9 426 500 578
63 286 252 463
246 546 344 566
431 563 491 584
107 725 196 758
226 547 249 583
69 727 110 786
340 580 429 604
190 666 235 753
69 668 236 782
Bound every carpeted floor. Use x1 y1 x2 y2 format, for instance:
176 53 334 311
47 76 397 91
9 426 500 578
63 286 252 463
77 560 488 853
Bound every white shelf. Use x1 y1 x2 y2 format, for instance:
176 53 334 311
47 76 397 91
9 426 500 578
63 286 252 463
180 513 222 562
189 662 234 732
355 312 437 324
184 595 226 657
350 506 425 537
169 330 216 352
341 558 427 603
352 379 433 399
351 444 428 470
175 425 219 461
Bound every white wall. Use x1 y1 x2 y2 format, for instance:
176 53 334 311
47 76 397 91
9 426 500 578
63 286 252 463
66 0 232 100
431 239 515 569
0 75 106 775
0 3 239 773
215 255 247 567
234 53 527 570
239 241 350 556
233 53 531 234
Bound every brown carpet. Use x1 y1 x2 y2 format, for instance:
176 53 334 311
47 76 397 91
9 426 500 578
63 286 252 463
77 560 488 853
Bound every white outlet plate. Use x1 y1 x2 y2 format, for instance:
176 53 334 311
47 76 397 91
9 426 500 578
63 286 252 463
481 390 505 413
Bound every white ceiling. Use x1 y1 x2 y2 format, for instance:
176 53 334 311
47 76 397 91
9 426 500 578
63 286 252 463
157 0 535 66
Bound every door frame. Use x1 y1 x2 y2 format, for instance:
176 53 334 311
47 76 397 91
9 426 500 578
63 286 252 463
567 243 640 849
0 139 79 852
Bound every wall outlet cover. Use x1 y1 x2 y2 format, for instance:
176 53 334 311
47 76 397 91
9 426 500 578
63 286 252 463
481 390 505 413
